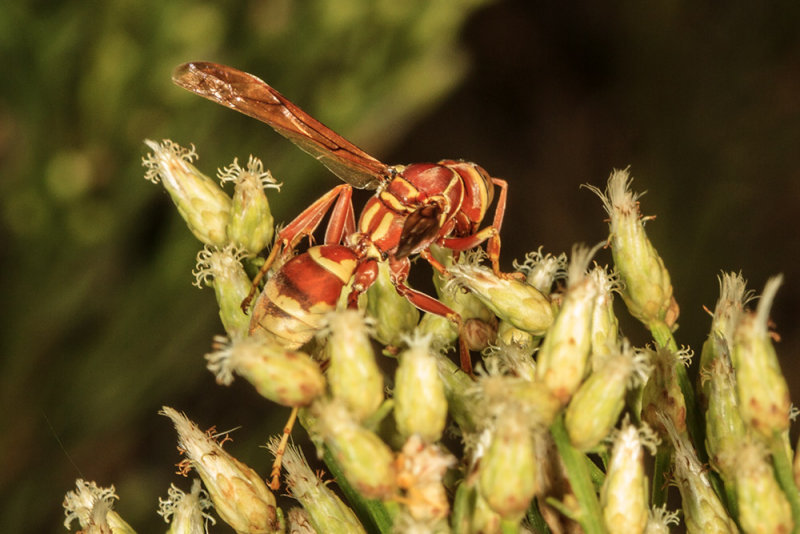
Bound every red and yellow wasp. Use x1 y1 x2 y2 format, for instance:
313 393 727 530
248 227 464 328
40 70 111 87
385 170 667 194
172 62 510 373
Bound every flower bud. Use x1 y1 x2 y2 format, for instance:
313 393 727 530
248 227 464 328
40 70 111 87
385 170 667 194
63 479 136 534
205 336 325 406
641 346 689 438
536 244 600 404
698 272 750 401
311 399 396 499
158 479 216 534
365 260 420 346
417 312 458 351
322 310 384 422
565 341 650 451
480 375 561 429
394 332 448 442
395 435 456 522
143 139 231 247
447 254 553 336
645 506 680 534
477 410 538 521
731 275 790 439
731 438 794 534
601 422 658 534
702 346 746 486
658 412 737 533
589 265 621 359
585 169 678 329
482 338 537 381
513 247 568 296
219 156 279 255
193 245 252 340
267 439 366 534
160 407 281 534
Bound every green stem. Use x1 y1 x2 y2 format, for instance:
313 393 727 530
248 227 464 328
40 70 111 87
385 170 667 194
651 445 670 507
550 415 607 534
525 499 551 534
770 432 800 534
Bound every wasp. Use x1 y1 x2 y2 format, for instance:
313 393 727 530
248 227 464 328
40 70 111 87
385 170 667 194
172 62 510 372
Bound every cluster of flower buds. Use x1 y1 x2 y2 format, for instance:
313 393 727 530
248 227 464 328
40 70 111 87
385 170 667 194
63 147 799 534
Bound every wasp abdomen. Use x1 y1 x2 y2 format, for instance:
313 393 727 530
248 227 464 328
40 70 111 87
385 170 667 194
248 245 358 348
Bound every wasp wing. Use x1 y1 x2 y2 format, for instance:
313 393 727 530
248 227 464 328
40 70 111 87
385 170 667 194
395 204 444 258
172 62 388 190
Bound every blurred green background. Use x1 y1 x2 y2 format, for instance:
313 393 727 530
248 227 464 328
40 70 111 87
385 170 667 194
2 1 799 532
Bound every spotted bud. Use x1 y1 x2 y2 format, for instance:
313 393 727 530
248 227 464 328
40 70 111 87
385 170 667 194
160 407 281 534
658 412 737 533
732 438 793 534
731 275 790 439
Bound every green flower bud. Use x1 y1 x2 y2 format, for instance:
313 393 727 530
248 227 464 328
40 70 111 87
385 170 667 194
698 272 751 402
585 169 679 329
432 349 480 433
365 260 419 346
394 332 448 442
431 246 496 322
312 399 396 499
513 247 568 296
565 341 650 451
477 410 538 521
418 312 458 351
219 156 280 255
589 265 621 359
160 407 281 534
480 375 561 429
159 480 216 534
658 412 737 534
143 139 231 247
322 310 383 422
205 336 325 407
63 479 136 534
193 244 252 340
601 422 658 534
448 256 553 336
642 346 689 438
395 435 456 522
702 346 746 486
731 275 790 439
267 439 366 534
536 244 600 404
483 336 537 381
732 438 794 534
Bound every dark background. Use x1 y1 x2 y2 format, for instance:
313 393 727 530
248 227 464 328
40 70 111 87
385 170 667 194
2 1 799 532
